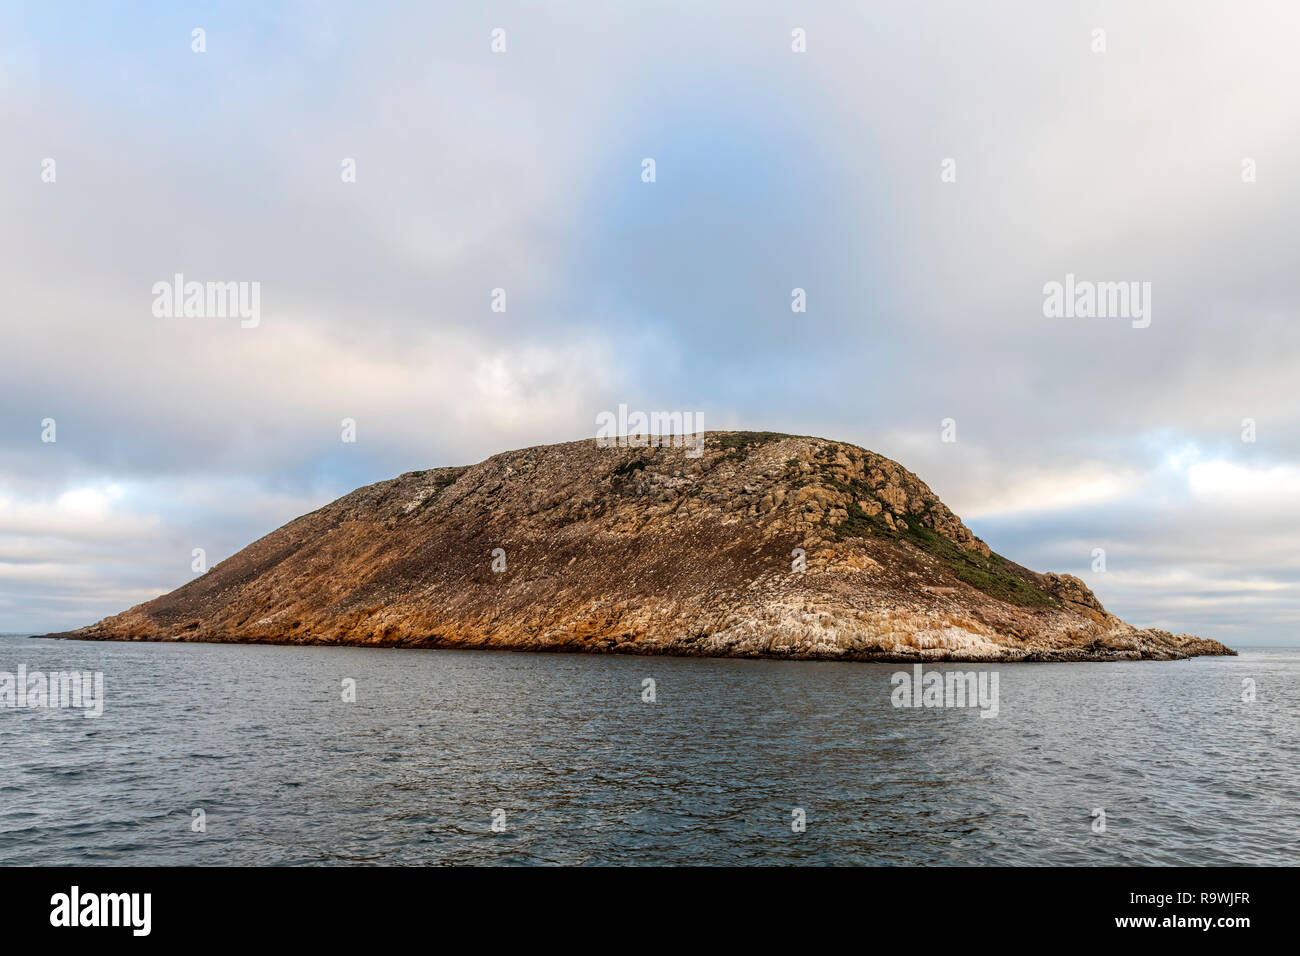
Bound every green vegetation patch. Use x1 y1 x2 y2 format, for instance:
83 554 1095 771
712 431 787 452
829 484 1055 608
898 518 1056 608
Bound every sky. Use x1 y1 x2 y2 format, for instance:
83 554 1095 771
1 1 1298 645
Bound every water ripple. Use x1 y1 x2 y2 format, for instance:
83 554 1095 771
0 636 1296 865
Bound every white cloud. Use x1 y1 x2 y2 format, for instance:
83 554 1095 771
2 1 1299 642
1187 461 1300 507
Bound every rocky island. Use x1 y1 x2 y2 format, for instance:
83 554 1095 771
41 432 1234 662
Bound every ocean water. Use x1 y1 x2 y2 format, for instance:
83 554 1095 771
0 634 1295 866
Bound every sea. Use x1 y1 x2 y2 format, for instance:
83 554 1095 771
0 633 1295 865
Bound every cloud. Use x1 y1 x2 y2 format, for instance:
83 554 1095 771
1188 461 1300 507
1 1 1298 642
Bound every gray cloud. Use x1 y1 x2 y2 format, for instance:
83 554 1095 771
2 1 1297 641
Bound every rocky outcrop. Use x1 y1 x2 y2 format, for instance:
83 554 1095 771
40 432 1234 662
1042 572 1116 626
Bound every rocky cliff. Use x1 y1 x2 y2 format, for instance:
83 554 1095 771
42 432 1234 661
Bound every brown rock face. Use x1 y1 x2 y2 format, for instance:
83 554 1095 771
41 432 1234 662
1042 573 1117 626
